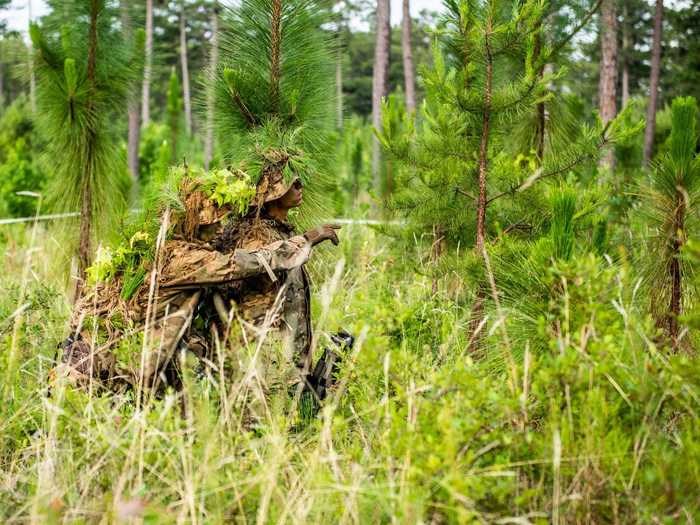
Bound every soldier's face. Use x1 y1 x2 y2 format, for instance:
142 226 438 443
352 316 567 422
277 179 303 209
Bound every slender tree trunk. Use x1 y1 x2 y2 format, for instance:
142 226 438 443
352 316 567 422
468 20 494 353
431 224 445 294
269 0 282 112
28 0 36 113
168 68 179 163
533 25 545 162
643 0 664 166
621 64 629 109
0 55 4 109
180 0 192 135
598 0 617 170
668 195 684 350
76 172 93 300
127 100 141 183
204 1 219 171
336 46 343 129
171 124 178 162
371 0 390 197
76 0 99 300
122 1 141 185
351 137 361 203
141 0 153 126
29 59 37 113
401 0 415 114
476 29 493 252
621 3 630 107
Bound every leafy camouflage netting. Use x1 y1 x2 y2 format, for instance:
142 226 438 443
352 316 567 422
59 152 318 393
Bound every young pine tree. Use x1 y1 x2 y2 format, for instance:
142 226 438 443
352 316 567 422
379 0 614 277
210 0 335 225
487 183 608 356
203 0 220 171
641 96 700 350
379 0 624 349
30 0 140 298
516 0 608 164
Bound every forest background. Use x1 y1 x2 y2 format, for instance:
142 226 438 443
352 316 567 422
1 0 700 523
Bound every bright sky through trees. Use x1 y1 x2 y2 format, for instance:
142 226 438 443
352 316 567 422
2 0 445 33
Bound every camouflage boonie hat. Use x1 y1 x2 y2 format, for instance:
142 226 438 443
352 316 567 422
254 168 300 206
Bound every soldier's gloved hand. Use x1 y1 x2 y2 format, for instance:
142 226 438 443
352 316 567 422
304 224 341 247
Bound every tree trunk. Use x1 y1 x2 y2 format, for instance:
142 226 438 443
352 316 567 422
431 224 445 294
401 0 416 114
169 69 179 163
0 56 4 108
76 0 99 300
127 101 141 183
122 0 141 186
336 46 343 129
468 19 494 353
598 0 617 170
476 28 493 252
643 0 664 166
467 287 486 353
270 0 282 112
533 25 545 162
141 0 154 126
76 173 93 300
371 0 390 197
180 0 192 136
621 3 630 108
668 194 684 350
28 0 36 113
204 1 219 171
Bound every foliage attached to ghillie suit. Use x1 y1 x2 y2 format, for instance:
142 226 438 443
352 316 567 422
59 165 257 389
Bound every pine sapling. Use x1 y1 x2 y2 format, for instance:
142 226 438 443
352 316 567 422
642 96 700 350
30 0 138 299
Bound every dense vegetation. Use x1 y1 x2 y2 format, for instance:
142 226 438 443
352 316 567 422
1 0 699 523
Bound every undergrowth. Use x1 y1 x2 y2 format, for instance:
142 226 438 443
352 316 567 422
0 223 698 524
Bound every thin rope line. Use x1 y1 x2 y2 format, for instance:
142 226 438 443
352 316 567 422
0 212 404 227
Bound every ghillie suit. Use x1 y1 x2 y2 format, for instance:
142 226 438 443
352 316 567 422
56 163 329 396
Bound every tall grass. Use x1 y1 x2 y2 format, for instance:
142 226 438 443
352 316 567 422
1 223 699 523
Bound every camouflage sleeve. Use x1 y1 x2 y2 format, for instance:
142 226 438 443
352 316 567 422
159 237 311 288
233 235 312 276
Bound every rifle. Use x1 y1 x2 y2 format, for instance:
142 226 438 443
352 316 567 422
306 330 355 401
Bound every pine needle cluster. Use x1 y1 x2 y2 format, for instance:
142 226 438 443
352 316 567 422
30 0 142 283
209 0 336 228
639 96 700 346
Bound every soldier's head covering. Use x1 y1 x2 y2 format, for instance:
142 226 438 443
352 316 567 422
250 151 302 211
257 170 300 204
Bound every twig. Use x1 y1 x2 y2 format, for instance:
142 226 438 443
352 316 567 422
550 0 604 59
232 92 256 127
455 187 477 201
486 122 612 206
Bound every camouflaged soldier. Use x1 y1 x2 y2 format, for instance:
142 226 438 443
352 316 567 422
210 167 342 395
56 161 340 394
